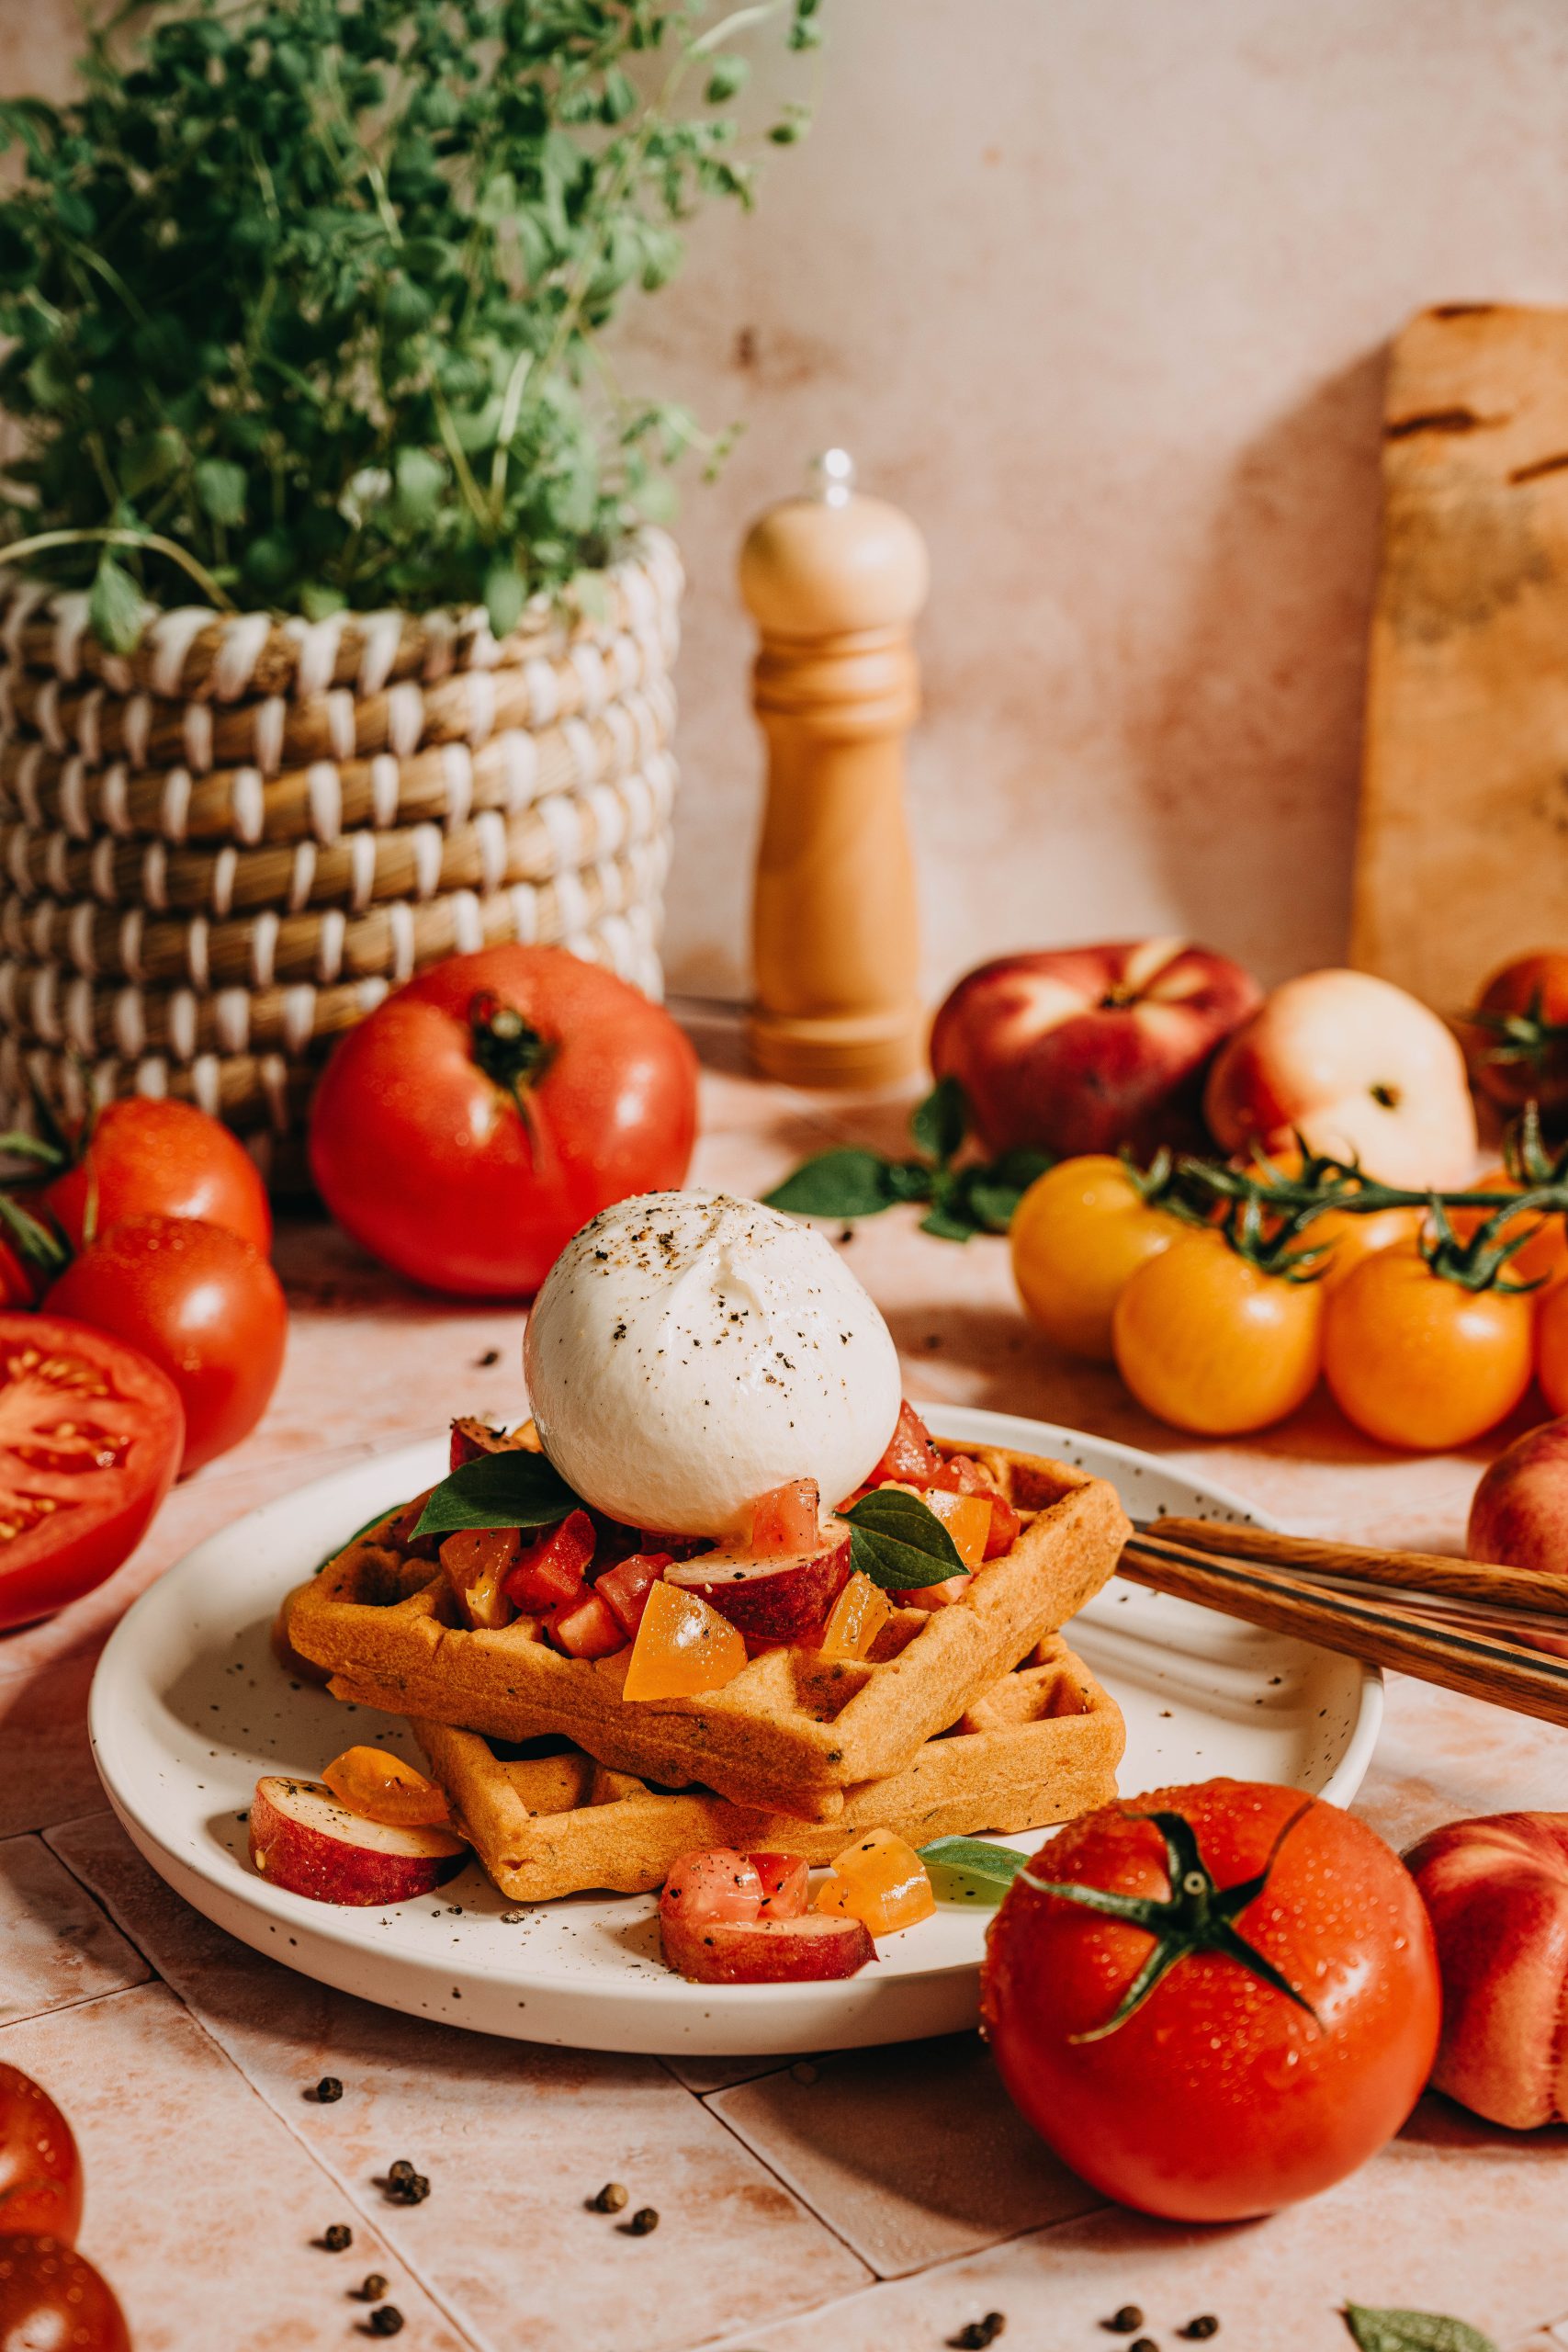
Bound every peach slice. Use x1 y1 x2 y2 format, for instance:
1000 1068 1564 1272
659 1906 875 1984
249 1777 466 1906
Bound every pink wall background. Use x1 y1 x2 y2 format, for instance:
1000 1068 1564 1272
9 1 1568 1005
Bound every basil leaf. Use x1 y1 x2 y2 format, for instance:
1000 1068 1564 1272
919 1836 1031 1903
841 1487 964 1589
919 1200 983 1242
1344 2310 1496 2352
412 1449 582 1539
910 1075 968 1168
765 1148 911 1221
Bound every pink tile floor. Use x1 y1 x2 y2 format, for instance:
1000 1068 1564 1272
2 1023 1565 2349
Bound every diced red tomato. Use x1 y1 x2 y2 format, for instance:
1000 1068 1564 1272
547 1587 626 1659
928 1453 1021 1556
504 1508 596 1612
449 1417 508 1471
749 1478 821 1556
595 1550 671 1638
662 1848 766 1925
751 1853 810 1919
870 1399 942 1485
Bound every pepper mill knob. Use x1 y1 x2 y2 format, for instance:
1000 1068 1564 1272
739 450 929 1089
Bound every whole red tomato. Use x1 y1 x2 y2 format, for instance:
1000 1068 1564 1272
45 1218 286 1476
0 2237 130 2352
308 944 699 1297
930 940 1260 1159
1461 952 1568 1118
32 1097 271 1253
0 1313 183 1630
0 2066 82 2242
981 1780 1439 2222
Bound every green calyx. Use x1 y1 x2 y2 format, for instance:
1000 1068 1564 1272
1418 1195 1542 1294
1024 1803 1320 2043
468 991 554 1121
1210 1189 1332 1283
1464 990 1568 1074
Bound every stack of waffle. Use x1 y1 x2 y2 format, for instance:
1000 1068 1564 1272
284 1437 1131 1902
0 530 681 1182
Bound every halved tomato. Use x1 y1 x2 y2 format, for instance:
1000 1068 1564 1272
0 1312 184 1631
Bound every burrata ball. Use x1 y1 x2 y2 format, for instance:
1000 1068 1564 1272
523 1190 902 1534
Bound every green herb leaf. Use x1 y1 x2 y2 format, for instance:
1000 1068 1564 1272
1343 2309 1496 2352
765 1149 918 1221
918 1836 1032 1903
86 552 145 654
193 457 246 528
911 1076 968 1168
840 1487 964 1589
412 1450 583 1540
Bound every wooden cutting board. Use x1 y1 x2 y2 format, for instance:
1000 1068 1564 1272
1352 302 1568 1009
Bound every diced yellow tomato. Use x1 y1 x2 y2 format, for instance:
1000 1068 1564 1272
622 1578 749 1701
897 1570 973 1611
438 1526 518 1630
816 1827 936 1935
921 1487 992 1567
818 1570 893 1660
321 1745 451 1828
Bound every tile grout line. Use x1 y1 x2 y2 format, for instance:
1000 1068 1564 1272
694 2089 879 2290
39 1832 496 2352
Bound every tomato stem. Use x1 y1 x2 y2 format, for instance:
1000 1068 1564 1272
1024 1802 1321 2042
468 991 555 1125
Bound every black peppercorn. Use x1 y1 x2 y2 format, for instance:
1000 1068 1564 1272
950 2316 1006 2349
1130 2339 1158 2352
626 2206 659 2235
322 2224 352 2252
359 2276 389 2303
387 2159 415 2184
1181 2324 1220 2342
1106 2313 1145 2337
368 2308 404 2337
313 2076 344 2103
592 2183 629 2213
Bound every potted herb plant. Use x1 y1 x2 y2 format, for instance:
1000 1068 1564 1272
0 0 818 1159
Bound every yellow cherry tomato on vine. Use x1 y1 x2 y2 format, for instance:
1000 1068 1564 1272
1010 1156 1184 1363
1111 1228 1325 1435
1235 1148 1423 1291
1322 1245 1536 1451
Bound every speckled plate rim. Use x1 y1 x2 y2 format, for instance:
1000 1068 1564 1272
88 1407 1382 2054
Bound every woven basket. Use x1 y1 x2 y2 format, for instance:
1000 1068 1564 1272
0 529 682 1175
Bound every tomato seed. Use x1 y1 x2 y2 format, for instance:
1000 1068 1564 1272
592 2183 629 2213
626 2207 660 2235
1180 2324 1220 2342
312 2076 344 2103
1106 2312 1145 2336
321 2224 352 2252
368 2309 404 2337
359 2277 389 2302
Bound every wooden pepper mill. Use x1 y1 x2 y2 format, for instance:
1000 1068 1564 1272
740 450 929 1088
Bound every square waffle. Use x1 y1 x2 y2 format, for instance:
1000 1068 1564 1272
412 1634 1124 1902
286 1437 1130 1822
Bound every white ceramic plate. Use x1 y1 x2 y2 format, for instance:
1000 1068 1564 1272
89 1408 1382 2055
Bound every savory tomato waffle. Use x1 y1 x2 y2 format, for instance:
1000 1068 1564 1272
411 1634 1124 1901
285 1439 1129 1820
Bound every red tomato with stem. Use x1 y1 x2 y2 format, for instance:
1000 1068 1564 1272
0 2237 130 2351
44 1217 286 1476
23 1097 271 1252
307 945 699 1298
0 2064 83 2242
1461 952 1568 1117
981 1780 1440 2222
0 1314 183 1631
